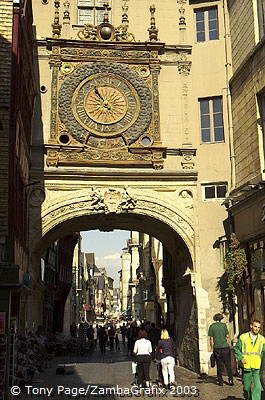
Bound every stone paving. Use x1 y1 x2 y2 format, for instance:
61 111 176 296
11 344 249 400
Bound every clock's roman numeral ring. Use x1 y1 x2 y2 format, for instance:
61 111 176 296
71 72 140 137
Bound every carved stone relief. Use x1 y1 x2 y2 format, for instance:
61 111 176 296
29 188 46 207
179 190 193 209
40 188 195 256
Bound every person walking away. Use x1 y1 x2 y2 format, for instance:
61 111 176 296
234 319 265 400
149 323 161 356
98 326 108 354
127 323 135 355
87 325 94 348
115 333 120 351
121 323 127 344
108 325 116 350
133 329 152 388
95 324 100 346
156 329 176 389
70 322 77 338
208 313 233 386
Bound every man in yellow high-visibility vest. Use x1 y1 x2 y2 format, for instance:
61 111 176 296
234 320 265 400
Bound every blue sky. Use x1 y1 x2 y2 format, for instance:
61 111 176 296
80 230 130 287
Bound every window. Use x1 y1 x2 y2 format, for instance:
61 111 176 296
194 7 219 42
77 0 111 25
199 97 224 143
257 0 265 39
202 183 227 200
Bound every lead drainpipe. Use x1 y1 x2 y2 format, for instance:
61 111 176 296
223 0 236 190
222 0 240 340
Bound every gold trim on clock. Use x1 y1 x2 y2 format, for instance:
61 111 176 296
85 86 128 125
72 73 140 138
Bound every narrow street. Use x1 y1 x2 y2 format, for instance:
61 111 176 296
16 342 245 400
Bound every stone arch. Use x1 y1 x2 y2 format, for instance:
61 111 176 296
29 185 210 373
34 186 195 261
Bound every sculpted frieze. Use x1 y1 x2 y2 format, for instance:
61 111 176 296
60 48 151 60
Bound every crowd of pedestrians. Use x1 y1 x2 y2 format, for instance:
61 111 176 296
70 315 265 398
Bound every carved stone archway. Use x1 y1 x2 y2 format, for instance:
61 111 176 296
32 186 195 260
29 185 211 373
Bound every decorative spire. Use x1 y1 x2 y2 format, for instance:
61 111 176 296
122 0 129 27
52 0 62 38
179 6 186 30
63 0 70 22
148 4 158 42
103 0 110 24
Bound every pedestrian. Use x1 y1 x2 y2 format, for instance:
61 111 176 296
98 326 108 354
148 323 161 354
115 333 120 350
95 324 100 346
234 319 265 400
133 329 152 388
156 329 176 389
87 324 94 349
70 322 77 338
127 323 134 355
121 323 127 344
208 313 233 386
108 325 116 350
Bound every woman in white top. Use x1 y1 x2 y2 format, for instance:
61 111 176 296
133 329 152 387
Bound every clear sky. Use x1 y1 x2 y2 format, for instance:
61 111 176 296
80 230 130 287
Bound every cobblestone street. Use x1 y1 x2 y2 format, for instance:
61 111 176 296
15 343 246 400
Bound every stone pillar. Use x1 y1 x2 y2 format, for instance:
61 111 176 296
195 286 210 374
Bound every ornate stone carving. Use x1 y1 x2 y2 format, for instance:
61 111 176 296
29 188 46 207
77 24 98 41
77 19 135 42
179 190 193 209
63 0 70 21
60 48 151 60
40 189 194 259
179 148 196 170
177 61 191 75
45 146 166 168
52 1 62 38
114 25 136 42
49 55 60 139
148 5 159 42
179 6 186 30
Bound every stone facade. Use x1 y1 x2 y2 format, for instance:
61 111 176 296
25 0 235 374
0 6 36 396
0 0 12 263
227 0 265 333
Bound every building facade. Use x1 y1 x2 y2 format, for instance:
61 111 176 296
0 0 36 340
0 0 240 375
227 0 265 334
28 0 234 373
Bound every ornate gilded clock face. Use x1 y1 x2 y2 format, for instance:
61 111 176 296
72 73 140 137
58 62 153 146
